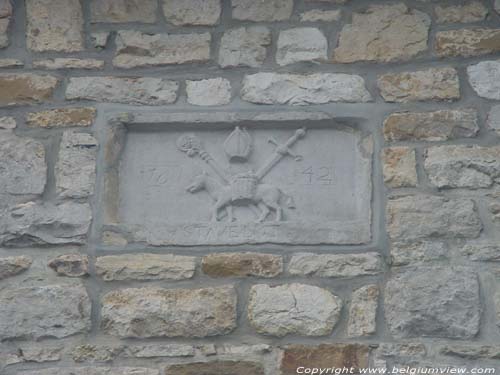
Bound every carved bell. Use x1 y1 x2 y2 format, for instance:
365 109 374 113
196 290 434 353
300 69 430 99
224 126 252 162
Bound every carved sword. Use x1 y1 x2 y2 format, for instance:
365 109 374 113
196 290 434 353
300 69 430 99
255 128 307 181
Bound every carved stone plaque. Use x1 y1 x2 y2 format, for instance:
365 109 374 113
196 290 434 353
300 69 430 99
116 124 372 246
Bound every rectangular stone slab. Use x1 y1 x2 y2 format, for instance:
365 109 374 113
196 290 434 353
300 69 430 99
115 123 372 246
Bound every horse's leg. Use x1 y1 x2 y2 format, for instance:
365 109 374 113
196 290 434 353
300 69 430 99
256 202 270 223
260 186 283 221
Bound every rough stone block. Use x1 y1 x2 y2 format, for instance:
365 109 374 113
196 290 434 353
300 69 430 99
18 368 159 375
33 59 105 70
202 252 282 278
391 241 449 266
231 0 293 22
488 105 500 135
435 2 488 24
248 283 342 336
0 256 32 280
90 0 157 23
382 147 417 188
468 60 500 100
0 0 11 48
385 267 480 338
0 73 58 106
300 9 341 22
48 254 89 277
162 0 221 26
165 361 265 375
436 29 500 57
186 78 231 106
101 286 237 338
241 72 372 105
27 108 96 128
0 284 91 340
218 26 271 68
276 28 327 65
347 285 378 337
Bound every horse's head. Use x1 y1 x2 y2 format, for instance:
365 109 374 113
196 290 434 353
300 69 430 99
186 172 207 193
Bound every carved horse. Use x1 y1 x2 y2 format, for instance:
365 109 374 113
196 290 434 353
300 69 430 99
186 172 295 222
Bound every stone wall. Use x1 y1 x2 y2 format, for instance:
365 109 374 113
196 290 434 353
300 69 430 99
1 0 500 374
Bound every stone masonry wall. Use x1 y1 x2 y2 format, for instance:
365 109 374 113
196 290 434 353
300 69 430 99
0 0 500 374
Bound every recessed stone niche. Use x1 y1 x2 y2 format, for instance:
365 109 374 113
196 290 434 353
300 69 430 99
100 112 373 247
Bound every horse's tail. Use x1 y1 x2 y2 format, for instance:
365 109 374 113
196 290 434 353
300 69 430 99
281 190 296 209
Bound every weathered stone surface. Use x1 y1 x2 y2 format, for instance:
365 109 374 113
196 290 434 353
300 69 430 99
460 243 500 262
385 267 480 339
439 345 500 360
0 256 32 280
0 58 22 68
66 77 178 105
96 254 196 281
490 202 500 224
391 241 448 266
436 29 500 58
0 116 15 129
288 253 382 278
71 345 121 363
241 73 372 105
0 284 91 340
281 344 370 375
232 0 293 21
488 105 500 135
113 31 210 68
333 4 430 63
248 283 342 336
276 28 327 65
467 60 500 100
202 252 282 278
382 147 417 188
435 2 488 24
56 131 97 198
91 32 110 49
48 254 89 277
347 285 378 337
90 0 157 23
33 58 104 70
101 286 236 338
163 0 221 26
384 110 479 142
186 78 231 106
124 344 195 358
0 201 92 246
16 346 63 363
166 361 264 375
375 343 426 359
216 344 271 355
27 108 96 128
496 290 500 328
378 68 460 102
424 145 500 189
0 0 11 48
218 27 271 68
0 132 46 195
496 0 500 14
300 9 341 22
26 0 84 52
387 195 482 241
0 73 58 106
18 368 159 375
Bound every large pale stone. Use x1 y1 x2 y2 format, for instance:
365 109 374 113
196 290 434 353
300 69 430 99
424 145 500 189
218 26 271 68
232 0 293 21
33 58 104 70
26 0 84 52
166 361 265 375
347 285 378 337
0 0 11 48
436 29 500 58
202 252 282 278
378 68 460 102
96 254 196 281
48 254 89 277
56 131 97 198
19 368 159 375
384 110 479 142
288 253 382 278
113 30 210 68
248 283 342 336
435 2 488 24
0 132 46 195
66 77 178 105
101 286 236 338
382 147 417 188
333 4 430 63
391 241 449 266
27 108 96 128
0 284 91 340
276 28 327 65
467 60 500 100
0 73 58 106
90 0 157 23
241 73 372 105
387 195 482 241
385 267 480 338
487 105 500 134
281 344 370 375
0 201 92 246
186 78 231 106
162 0 221 26
0 256 32 280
